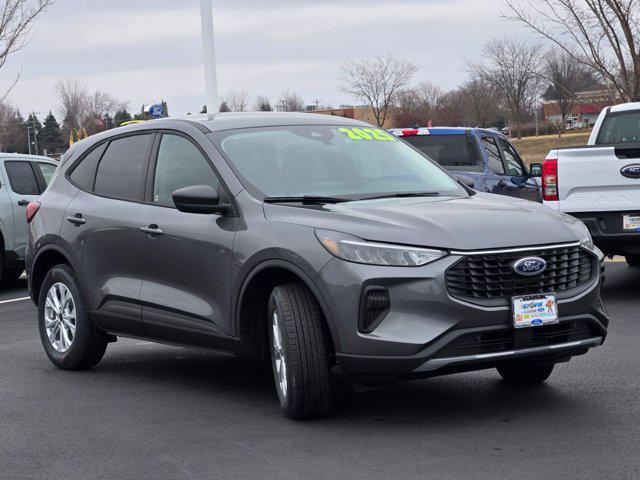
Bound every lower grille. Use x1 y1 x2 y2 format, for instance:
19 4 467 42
433 321 597 359
446 245 594 305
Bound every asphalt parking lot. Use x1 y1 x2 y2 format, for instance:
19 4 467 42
1 263 638 480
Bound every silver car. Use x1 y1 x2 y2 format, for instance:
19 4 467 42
27 114 608 419
0 153 57 284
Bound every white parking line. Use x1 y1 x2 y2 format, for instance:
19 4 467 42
0 296 30 305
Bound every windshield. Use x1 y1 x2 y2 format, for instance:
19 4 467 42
213 126 466 200
596 110 640 145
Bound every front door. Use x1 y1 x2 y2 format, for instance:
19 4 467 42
137 132 238 348
497 138 541 202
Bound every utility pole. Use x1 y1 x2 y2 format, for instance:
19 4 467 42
200 0 219 119
26 125 32 155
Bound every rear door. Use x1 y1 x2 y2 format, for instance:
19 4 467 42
61 133 155 335
2 160 42 258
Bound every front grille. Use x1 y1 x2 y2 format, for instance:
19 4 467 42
433 321 597 359
446 245 594 304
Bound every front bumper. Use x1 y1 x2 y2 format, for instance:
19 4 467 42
316 247 608 382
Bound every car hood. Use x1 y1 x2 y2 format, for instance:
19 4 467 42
263 193 587 251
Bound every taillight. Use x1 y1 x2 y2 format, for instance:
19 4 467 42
401 129 419 136
26 201 41 223
542 158 558 201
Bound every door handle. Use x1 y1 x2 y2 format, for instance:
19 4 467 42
17 199 30 206
140 224 163 236
66 214 86 226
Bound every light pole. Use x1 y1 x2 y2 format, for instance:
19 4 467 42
200 0 219 119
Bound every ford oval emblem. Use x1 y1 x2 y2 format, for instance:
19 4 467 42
621 164 640 179
513 257 547 276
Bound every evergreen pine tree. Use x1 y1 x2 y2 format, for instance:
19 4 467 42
113 109 132 126
39 111 65 155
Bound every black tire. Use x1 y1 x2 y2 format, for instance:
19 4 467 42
497 361 555 385
37 264 107 370
625 254 640 267
268 283 331 419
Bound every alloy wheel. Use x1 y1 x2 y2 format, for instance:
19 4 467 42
272 311 288 399
44 282 76 353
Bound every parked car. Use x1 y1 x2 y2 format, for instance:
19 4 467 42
543 102 640 266
0 153 57 283
389 127 542 202
27 113 607 419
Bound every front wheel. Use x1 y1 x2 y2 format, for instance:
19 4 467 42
497 361 554 385
625 254 640 267
38 264 107 370
268 283 331 419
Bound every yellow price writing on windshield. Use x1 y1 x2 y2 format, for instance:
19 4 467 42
338 127 396 142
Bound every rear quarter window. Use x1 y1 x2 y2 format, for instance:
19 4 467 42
596 110 640 145
403 135 482 172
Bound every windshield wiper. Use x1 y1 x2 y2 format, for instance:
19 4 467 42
358 192 442 201
263 195 351 204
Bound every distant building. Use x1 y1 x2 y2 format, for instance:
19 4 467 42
305 106 392 129
542 88 621 129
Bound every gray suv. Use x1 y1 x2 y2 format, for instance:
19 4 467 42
27 113 609 419
0 153 57 284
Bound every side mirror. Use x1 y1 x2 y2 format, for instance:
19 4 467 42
172 185 229 215
454 175 475 189
529 163 543 177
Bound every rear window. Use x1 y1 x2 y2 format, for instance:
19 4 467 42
402 135 482 172
596 110 640 145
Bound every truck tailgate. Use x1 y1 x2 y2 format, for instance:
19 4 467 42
557 145 640 212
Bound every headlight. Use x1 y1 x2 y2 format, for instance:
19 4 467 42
580 231 603 259
315 229 447 266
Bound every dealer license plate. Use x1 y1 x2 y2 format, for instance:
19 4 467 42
623 214 640 232
512 294 558 329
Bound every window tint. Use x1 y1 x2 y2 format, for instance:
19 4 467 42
153 134 221 207
596 111 640 145
38 163 56 185
499 139 524 176
403 135 482 172
94 134 153 200
482 137 505 174
4 161 40 195
69 142 107 191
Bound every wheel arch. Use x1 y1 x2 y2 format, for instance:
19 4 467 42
234 259 339 359
30 244 77 303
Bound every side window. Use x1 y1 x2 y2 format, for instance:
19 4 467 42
38 163 57 186
499 139 524 176
69 142 108 191
4 161 40 195
152 134 221 207
481 137 505 174
94 134 154 201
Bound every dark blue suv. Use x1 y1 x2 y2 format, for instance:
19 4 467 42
390 127 543 202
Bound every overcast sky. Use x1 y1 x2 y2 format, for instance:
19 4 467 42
2 0 523 118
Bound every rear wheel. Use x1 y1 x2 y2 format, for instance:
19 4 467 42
268 283 331 419
625 254 640 267
37 264 107 370
497 361 555 385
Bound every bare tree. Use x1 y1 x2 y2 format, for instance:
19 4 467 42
340 54 419 127
393 81 444 126
278 91 304 112
459 76 503 127
469 37 543 138
542 50 598 135
226 89 249 112
253 95 272 111
505 0 640 102
0 0 53 99
56 78 126 135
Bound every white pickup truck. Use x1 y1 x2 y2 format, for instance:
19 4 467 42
543 102 640 266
